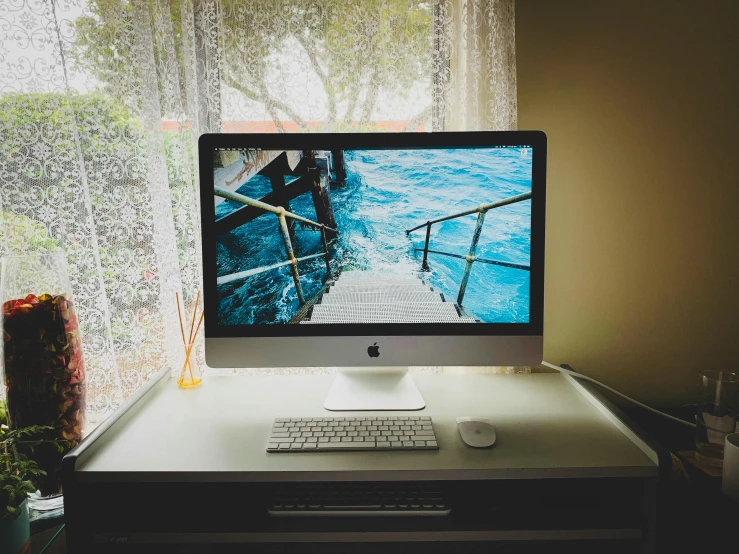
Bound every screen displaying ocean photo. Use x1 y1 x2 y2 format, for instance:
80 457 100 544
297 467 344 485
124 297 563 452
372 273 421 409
213 146 533 325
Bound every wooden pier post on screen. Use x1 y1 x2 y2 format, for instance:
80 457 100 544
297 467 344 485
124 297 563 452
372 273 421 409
331 149 347 186
307 157 338 239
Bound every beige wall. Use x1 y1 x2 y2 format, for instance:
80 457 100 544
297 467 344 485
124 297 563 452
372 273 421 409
516 0 739 405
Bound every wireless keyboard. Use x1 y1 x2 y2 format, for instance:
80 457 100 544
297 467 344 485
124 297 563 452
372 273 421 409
268 482 450 517
266 416 439 452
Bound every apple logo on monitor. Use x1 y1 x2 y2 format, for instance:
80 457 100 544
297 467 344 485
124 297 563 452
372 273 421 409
367 342 380 358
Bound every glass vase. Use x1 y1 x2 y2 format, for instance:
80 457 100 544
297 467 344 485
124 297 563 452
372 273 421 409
0 250 87 497
177 345 202 387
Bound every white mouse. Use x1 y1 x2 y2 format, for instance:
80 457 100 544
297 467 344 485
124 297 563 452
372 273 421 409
456 417 496 448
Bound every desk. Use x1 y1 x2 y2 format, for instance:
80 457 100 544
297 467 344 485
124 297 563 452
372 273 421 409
63 372 663 553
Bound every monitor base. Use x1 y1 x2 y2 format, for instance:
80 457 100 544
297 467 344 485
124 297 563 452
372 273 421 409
323 369 425 411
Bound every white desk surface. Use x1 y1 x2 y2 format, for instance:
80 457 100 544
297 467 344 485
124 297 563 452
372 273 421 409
76 374 658 482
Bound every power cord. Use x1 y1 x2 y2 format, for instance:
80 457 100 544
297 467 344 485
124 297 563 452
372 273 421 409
541 360 696 428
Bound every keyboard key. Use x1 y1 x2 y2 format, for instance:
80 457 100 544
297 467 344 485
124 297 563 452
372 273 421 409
420 416 431 421
271 432 290 438
270 438 294 443
307 437 318 443
279 443 291 449
302 432 313 437
427 441 438 447
330 437 341 442
403 441 414 447
325 502 382 509
322 442 373 449
303 443 317 449
348 431 358 437
295 438 306 443
352 437 364 442
337 431 347 437
290 443 303 449
268 443 279 449
341 437 352 442
314 432 324 437
416 430 434 436
415 441 426 447
377 441 391 448
391 441 402 447
319 437 329 442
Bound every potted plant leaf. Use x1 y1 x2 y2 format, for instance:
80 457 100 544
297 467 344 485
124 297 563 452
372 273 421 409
0 405 68 554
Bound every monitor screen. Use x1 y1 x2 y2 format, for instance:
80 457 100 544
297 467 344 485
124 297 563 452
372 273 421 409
199 132 545 342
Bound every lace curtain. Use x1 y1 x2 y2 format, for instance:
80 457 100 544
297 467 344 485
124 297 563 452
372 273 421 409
0 0 518 425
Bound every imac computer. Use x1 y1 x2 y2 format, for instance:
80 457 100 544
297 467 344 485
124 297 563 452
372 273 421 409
199 131 546 410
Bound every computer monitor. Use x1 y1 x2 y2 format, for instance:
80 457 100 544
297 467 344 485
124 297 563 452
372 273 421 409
199 131 546 410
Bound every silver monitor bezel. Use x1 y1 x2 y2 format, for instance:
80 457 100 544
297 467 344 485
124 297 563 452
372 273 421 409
200 131 546 367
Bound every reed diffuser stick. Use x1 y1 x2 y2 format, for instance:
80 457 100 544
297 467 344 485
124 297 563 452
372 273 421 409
183 311 205 363
184 290 201 382
175 292 192 382
187 291 201 346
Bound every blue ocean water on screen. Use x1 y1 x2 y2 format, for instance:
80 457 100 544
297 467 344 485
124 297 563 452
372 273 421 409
216 147 532 324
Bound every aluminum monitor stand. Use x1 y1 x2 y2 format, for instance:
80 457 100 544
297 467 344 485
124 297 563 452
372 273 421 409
323 367 425 411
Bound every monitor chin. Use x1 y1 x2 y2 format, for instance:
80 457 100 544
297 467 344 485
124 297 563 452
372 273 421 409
323 368 425 411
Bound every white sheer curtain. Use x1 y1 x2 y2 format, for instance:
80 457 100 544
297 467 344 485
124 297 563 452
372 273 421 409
0 0 519 424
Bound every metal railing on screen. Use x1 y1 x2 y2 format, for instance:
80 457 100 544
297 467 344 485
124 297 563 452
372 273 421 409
214 187 338 306
406 192 532 306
